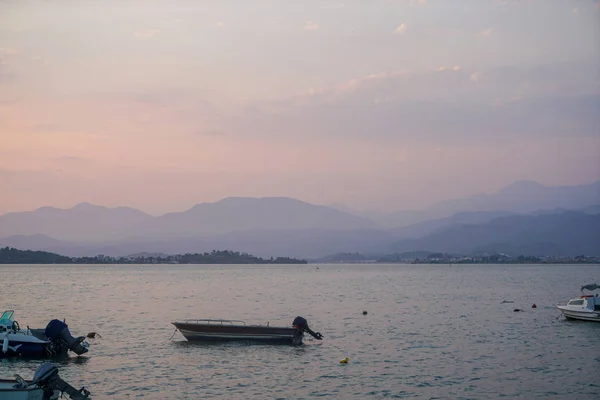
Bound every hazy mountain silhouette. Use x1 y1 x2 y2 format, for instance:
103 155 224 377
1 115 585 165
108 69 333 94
125 197 378 238
0 234 114 257
2 210 598 258
0 197 378 242
581 205 600 214
0 229 391 258
0 203 153 241
385 211 600 256
0 234 79 252
389 210 518 239
375 180 600 227
1 181 599 258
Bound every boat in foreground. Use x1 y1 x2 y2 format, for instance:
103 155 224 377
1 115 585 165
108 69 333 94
0 362 91 400
557 284 600 322
172 316 323 345
1 310 89 358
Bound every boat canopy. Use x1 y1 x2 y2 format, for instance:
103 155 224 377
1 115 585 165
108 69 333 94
0 310 14 325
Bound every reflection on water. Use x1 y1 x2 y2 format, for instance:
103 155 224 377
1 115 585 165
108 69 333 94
0 263 599 399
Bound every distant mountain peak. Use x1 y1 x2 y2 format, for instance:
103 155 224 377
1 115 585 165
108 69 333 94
36 206 61 212
219 196 303 202
0 202 153 242
34 202 103 212
189 196 311 210
73 202 102 210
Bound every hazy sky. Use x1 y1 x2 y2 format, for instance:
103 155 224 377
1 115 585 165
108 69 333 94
1 0 599 215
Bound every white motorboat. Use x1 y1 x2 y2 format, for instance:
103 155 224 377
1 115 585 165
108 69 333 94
557 284 600 322
0 362 90 400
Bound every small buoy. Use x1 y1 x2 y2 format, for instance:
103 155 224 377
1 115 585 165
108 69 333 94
513 308 524 312
340 357 349 364
531 303 537 308
362 311 368 315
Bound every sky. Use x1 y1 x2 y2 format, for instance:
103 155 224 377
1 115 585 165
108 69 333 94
0 0 599 215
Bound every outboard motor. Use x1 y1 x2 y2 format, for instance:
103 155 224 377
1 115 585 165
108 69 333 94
44 320 89 355
292 316 323 341
30 363 91 400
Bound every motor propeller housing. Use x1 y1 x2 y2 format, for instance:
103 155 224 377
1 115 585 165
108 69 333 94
292 316 323 340
44 320 89 355
30 362 91 400
31 363 59 385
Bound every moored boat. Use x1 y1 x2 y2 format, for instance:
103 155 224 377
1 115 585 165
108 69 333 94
557 284 600 322
172 316 323 345
0 311 89 358
0 362 90 400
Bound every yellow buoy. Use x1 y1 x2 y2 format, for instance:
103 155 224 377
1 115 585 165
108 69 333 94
339 357 349 364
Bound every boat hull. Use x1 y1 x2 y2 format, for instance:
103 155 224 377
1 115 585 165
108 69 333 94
0 380 58 400
172 322 303 344
0 337 49 358
557 306 600 322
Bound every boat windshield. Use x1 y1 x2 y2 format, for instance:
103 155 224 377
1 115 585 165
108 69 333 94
0 310 14 323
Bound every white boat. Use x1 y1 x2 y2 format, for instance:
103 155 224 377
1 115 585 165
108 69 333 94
0 362 90 399
557 284 600 322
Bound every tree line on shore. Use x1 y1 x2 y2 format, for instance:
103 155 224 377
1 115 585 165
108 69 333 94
0 247 307 264
2 246 597 265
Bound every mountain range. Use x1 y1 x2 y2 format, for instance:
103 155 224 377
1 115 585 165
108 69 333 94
1 180 599 258
384 211 600 257
366 180 600 227
0 198 376 242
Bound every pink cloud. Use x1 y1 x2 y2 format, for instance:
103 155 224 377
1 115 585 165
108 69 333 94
393 23 407 34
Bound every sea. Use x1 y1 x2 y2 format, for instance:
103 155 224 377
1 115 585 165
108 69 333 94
0 263 599 399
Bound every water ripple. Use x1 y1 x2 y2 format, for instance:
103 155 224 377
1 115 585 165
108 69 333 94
0 263 599 399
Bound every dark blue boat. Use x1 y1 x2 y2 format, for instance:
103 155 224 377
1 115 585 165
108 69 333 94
0 310 89 358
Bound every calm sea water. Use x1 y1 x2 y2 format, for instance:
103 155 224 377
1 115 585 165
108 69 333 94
0 263 599 399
